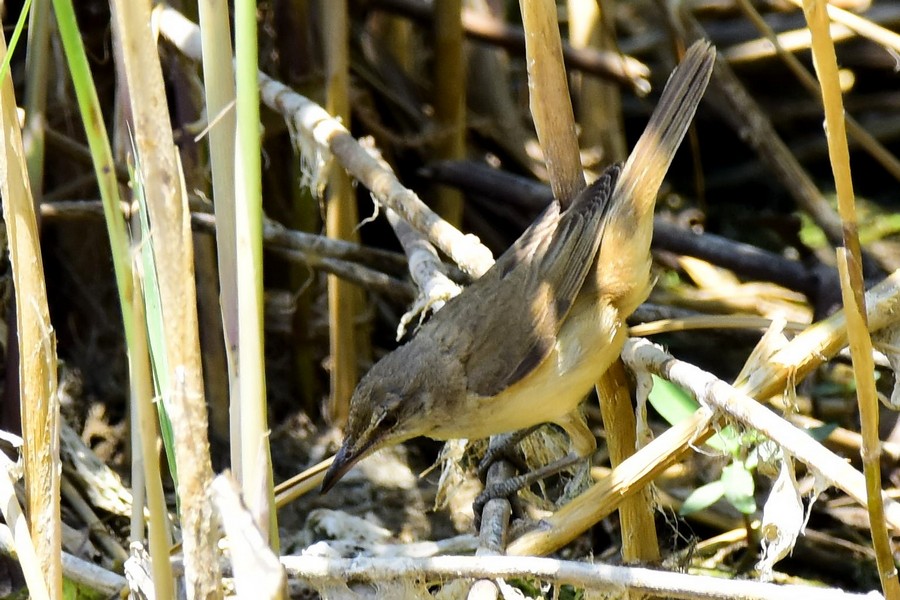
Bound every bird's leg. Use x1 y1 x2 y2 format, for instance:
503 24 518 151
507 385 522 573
473 410 596 523
474 435 526 533
554 410 598 457
474 453 585 521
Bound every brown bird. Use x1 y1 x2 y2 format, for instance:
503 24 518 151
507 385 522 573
322 42 716 492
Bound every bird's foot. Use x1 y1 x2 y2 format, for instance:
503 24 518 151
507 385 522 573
475 427 540 481
473 451 586 526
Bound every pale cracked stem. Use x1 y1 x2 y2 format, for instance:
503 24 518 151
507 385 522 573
281 554 877 600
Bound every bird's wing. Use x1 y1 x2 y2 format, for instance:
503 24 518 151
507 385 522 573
458 165 620 397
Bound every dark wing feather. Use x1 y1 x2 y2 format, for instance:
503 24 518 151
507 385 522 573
456 165 620 397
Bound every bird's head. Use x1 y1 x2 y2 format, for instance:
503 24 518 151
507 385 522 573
321 355 430 492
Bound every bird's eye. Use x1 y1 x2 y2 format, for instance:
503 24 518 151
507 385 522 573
377 411 398 431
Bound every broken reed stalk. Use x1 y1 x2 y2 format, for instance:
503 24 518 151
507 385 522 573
0 30 61 598
595 360 660 565
801 0 900 595
519 0 585 206
211 475 286 598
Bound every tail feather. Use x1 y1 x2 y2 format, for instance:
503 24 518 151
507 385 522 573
595 41 716 315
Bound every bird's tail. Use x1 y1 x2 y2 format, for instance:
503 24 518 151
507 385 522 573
594 41 716 316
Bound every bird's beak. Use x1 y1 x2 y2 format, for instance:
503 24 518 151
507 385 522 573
321 441 357 493
321 433 380 493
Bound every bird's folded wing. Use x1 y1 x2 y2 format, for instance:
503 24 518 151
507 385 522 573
460 167 619 397
430 41 715 399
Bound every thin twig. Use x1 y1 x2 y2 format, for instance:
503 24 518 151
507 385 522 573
157 6 495 279
38 201 417 302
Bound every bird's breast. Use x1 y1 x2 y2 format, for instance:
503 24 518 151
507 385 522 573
427 296 626 440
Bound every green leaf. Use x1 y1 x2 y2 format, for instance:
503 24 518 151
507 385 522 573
798 211 827 250
131 154 178 496
558 584 583 600
680 480 725 516
722 462 757 514
648 375 696 424
63 577 107 600
507 578 542 597
0 0 34 84
648 376 740 454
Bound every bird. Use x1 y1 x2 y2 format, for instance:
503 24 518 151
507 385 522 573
322 41 716 493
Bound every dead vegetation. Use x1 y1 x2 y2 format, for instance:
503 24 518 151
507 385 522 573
0 0 899 598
